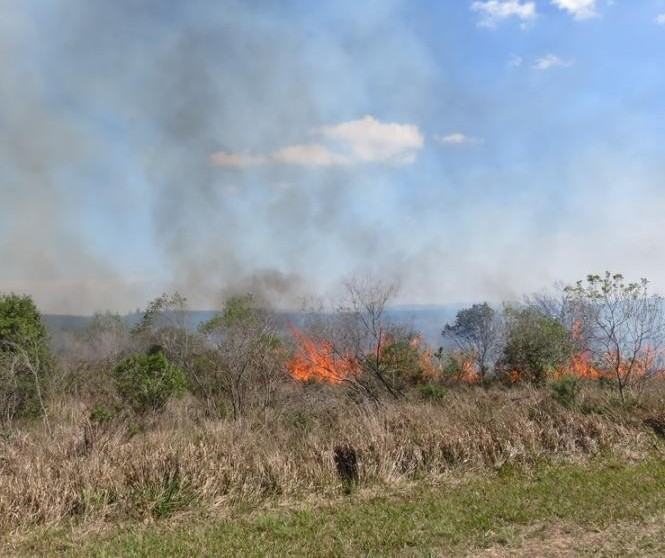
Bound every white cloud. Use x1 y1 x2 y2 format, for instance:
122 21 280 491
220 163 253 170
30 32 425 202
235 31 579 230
551 0 598 20
209 152 267 167
532 54 574 70
657 13 665 25
210 115 424 168
270 143 347 166
471 1 536 27
434 133 484 146
319 115 424 164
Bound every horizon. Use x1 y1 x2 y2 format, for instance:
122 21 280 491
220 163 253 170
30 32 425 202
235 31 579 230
2 1 665 314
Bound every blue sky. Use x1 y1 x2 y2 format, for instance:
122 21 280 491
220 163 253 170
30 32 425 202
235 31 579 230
2 0 665 313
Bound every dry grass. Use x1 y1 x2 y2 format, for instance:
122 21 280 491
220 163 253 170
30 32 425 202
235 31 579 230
474 513 665 558
0 382 662 535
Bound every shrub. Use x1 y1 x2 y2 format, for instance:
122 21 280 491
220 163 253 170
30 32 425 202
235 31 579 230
113 351 186 413
0 293 51 421
500 306 573 384
89 405 114 424
419 383 448 402
551 376 580 409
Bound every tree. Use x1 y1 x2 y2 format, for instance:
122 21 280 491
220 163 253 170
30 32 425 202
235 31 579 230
132 292 192 367
564 272 664 402
0 293 51 427
198 295 285 420
500 305 573 384
443 302 503 384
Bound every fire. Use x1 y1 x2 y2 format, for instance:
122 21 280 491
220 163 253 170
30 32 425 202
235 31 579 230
564 350 603 380
288 328 357 384
556 343 661 381
444 351 480 384
459 354 480 384
407 333 440 382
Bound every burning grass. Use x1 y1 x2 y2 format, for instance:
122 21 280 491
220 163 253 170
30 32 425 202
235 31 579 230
1 381 663 536
287 327 358 384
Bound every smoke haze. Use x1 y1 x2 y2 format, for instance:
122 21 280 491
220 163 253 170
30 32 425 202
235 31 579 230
2 1 665 313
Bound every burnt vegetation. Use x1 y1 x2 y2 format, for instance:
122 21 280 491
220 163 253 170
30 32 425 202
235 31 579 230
1 272 665 530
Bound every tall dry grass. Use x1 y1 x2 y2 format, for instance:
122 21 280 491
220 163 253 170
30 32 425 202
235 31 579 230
0 382 662 534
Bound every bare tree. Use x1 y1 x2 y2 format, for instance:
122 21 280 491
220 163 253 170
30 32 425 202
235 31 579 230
565 272 664 402
0 340 51 434
336 277 406 399
290 278 435 399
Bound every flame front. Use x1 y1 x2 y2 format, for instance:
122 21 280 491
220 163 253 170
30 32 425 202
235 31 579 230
288 328 357 384
565 350 602 379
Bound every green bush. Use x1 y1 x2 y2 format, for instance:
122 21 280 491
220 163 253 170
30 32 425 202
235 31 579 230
500 306 573 384
89 405 114 424
419 383 448 402
113 351 186 413
0 293 51 420
551 376 581 409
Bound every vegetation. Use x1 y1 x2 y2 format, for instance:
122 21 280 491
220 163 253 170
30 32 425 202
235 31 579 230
5 455 665 556
443 302 503 384
113 350 186 413
565 272 664 402
197 294 285 419
500 305 574 384
1 272 665 555
0 293 51 423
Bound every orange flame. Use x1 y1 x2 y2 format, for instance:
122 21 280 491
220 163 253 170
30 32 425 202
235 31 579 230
564 350 603 380
460 354 480 384
444 351 480 384
407 333 440 382
288 328 357 384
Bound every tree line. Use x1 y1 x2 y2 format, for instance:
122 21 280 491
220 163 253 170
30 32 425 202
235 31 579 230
1 272 663 428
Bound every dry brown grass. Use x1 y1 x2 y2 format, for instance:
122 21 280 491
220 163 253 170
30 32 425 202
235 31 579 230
0 382 662 535
473 512 665 558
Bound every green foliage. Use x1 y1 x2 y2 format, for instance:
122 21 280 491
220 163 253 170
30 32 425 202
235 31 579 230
0 293 50 353
550 376 580 409
418 383 448 402
89 405 113 424
0 293 51 420
133 292 189 335
500 306 573 384
113 351 186 413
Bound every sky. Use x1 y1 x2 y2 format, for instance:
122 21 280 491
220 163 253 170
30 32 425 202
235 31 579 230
2 0 665 314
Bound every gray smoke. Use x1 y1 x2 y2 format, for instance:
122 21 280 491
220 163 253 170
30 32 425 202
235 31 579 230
1 1 435 313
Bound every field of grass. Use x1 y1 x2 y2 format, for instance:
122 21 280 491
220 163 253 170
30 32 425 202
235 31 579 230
2 380 664 556
6 456 665 557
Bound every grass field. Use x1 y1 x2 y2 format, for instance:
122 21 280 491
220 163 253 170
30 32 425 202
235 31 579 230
6 455 664 557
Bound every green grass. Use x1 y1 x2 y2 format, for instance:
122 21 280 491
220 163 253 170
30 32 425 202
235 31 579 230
7 456 665 557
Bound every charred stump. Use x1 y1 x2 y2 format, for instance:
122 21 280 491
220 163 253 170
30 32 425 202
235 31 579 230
334 444 358 493
644 415 665 439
